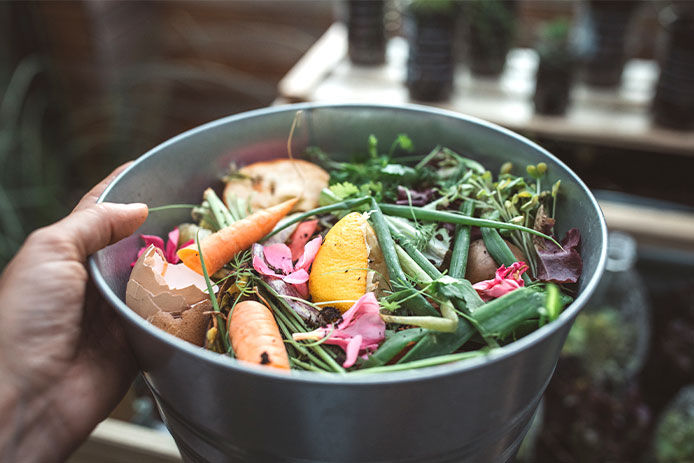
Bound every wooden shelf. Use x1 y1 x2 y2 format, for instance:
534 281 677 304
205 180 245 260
69 419 181 463
279 23 694 156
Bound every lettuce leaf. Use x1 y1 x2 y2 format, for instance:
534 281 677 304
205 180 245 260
534 227 583 284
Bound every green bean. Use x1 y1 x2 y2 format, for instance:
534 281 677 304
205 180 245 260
378 203 560 247
545 283 562 322
369 199 438 317
389 226 440 280
449 200 474 278
394 245 432 286
399 287 546 363
391 227 495 348
481 227 532 285
397 321 476 363
361 328 429 368
472 287 545 338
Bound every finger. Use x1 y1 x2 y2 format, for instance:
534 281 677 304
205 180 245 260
73 162 134 213
47 202 148 262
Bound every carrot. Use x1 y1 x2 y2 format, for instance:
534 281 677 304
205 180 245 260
227 300 290 370
178 197 298 275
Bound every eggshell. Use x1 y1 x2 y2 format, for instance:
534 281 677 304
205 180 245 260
126 245 213 345
223 159 329 212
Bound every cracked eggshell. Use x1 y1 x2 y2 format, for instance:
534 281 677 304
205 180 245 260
126 245 213 346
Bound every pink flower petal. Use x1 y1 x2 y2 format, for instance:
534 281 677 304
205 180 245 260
282 269 309 284
292 282 309 299
253 256 282 278
473 262 528 302
263 243 294 274
165 227 180 263
305 293 385 367
295 236 322 271
141 234 165 251
342 334 363 368
131 245 149 267
132 230 193 267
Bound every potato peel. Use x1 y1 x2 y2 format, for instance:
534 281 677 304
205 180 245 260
224 159 329 212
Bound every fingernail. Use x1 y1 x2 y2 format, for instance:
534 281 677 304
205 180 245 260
121 202 146 208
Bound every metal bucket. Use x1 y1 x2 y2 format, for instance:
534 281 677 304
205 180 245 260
90 103 607 463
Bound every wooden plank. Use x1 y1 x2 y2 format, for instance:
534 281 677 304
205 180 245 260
278 22 348 103
599 200 694 251
279 24 694 156
69 419 181 463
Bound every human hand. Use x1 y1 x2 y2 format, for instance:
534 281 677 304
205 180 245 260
0 164 148 462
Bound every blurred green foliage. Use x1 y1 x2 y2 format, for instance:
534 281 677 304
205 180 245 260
653 386 694 463
0 57 69 267
563 306 641 387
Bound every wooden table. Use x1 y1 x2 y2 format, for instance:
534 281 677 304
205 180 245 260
279 23 694 157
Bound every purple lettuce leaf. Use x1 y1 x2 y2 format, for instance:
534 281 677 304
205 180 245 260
534 227 583 284
395 186 435 206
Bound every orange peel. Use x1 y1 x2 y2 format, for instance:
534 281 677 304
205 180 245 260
308 212 388 313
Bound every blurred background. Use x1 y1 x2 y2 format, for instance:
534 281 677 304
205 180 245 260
2 1 692 462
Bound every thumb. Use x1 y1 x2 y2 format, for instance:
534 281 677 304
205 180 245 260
46 202 149 262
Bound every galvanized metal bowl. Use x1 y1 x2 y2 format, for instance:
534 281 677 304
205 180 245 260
90 103 607 463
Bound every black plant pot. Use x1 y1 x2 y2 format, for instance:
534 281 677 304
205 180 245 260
579 0 640 88
466 0 517 77
347 0 386 66
652 8 694 130
405 7 457 102
534 56 574 116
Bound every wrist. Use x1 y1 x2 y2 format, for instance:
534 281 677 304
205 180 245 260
0 366 21 460
0 367 74 463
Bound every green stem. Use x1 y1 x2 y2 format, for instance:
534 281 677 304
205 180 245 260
449 200 474 279
290 357 325 372
260 283 344 371
204 188 234 228
378 203 561 247
415 145 441 169
380 312 457 332
148 204 197 212
195 231 230 352
264 196 371 239
387 245 457 332
349 349 491 374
